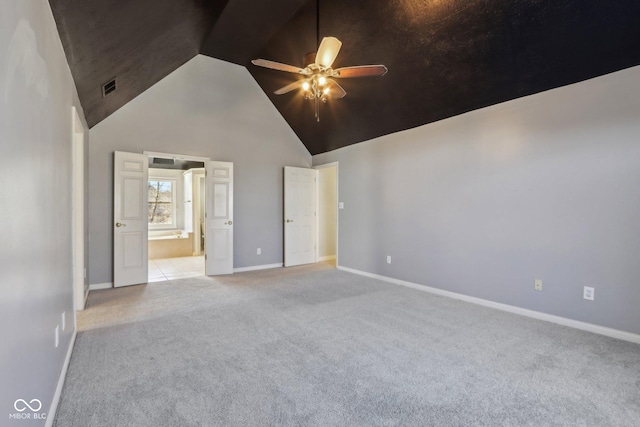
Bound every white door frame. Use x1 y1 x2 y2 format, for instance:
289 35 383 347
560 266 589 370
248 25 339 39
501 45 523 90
313 162 339 266
72 106 86 312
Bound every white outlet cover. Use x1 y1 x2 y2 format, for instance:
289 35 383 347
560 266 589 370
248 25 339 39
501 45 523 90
583 286 595 301
387 256 391 264
534 279 543 291
257 248 261 255
338 202 344 209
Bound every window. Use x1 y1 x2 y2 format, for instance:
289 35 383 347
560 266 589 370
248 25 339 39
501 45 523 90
148 179 176 227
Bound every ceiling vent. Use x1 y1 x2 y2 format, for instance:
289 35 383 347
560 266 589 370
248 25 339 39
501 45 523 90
101 78 117 97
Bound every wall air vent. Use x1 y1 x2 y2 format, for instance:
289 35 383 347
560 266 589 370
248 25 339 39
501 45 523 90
152 157 175 165
101 78 117 97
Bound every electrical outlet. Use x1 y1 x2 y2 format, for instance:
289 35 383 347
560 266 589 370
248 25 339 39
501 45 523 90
534 279 543 291
257 248 261 255
338 202 344 209
387 255 391 264
583 286 595 301
61 312 66 331
54 325 59 348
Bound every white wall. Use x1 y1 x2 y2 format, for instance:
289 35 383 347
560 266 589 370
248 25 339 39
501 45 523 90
317 166 337 258
89 55 311 285
0 0 88 423
313 66 640 335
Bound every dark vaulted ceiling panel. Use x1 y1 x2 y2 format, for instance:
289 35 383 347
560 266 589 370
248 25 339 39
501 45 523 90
247 0 640 154
50 0 640 154
50 0 228 127
200 0 308 65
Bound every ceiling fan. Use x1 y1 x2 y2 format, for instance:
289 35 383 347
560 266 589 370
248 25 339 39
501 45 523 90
251 36 388 122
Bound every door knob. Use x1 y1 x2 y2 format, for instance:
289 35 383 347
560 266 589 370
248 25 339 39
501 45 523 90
225 220 233 225
115 222 126 227
286 219 293 223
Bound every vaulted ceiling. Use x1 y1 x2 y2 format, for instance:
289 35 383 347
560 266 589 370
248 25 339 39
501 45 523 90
50 0 640 155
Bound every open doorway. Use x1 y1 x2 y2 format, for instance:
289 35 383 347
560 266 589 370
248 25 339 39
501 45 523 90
146 154 206 282
114 151 234 286
315 163 338 268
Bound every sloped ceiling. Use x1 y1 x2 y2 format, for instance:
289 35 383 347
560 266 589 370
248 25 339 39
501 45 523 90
50 0 640 155
49 0 229 128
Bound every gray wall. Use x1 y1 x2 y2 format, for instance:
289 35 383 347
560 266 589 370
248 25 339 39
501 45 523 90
89 55 311 285
0 0 89 424
313 66 640 335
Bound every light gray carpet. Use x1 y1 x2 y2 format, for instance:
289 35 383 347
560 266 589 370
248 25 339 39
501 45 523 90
55 263 640 426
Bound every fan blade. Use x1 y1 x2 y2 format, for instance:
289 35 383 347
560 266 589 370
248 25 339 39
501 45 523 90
274 80 304 95
315 37 342 68
251 59 305 74
327 79 346 99
334 65 388 78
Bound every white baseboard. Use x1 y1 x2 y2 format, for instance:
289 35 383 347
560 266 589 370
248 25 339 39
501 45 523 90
337 265 640 345
318 255 336 261
45 329 76 427
234 263 283 273
89 282 112 291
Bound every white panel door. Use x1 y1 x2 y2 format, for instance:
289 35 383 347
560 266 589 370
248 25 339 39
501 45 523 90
284 166 317 267
205 161 233 275
114 151 148 287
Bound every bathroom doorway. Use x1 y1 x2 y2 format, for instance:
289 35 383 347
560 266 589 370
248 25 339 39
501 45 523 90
314 163 338 268
145 152 207 282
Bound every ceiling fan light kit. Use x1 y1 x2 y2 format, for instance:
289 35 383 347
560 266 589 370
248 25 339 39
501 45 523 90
252 36 387 122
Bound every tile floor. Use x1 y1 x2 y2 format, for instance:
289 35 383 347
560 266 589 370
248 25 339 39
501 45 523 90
149 256 205 282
